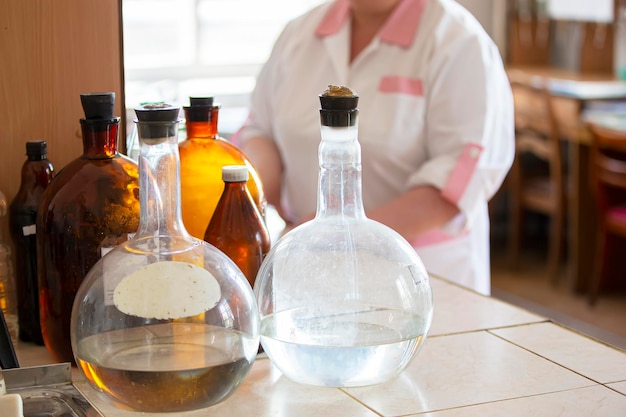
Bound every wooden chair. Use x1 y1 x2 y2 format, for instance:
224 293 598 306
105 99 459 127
587 123 626 306
508 78 566 283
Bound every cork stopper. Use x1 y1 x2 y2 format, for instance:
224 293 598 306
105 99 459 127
319 85 359 127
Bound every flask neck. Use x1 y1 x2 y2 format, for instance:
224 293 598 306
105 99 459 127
316 122 366 220
80 118 121 158
225 181 247 191
135 120 188 238
184 107 219 139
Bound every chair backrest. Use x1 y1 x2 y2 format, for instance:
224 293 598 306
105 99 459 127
511 79 557 138
510 78 563 185
588 123 626 213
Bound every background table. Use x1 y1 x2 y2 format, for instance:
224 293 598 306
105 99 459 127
507 66 626 294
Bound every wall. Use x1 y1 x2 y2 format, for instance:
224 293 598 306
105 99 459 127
456 0 508 55
0 0 124 216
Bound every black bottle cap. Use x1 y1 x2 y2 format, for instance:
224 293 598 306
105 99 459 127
183 97 218 122
319 85 359 127
134 103 181 141
26 141 47 159
80 92 116 120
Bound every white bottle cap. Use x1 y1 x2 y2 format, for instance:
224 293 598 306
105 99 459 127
222 165 249 182
0 393 24 417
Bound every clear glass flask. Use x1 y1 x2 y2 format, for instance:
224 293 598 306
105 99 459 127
71 103 259 413
254 86 433 387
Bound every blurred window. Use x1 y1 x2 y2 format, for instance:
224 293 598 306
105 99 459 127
123 0 325 134
547 0 614 22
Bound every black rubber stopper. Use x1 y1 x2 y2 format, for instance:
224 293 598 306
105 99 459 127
319 89 359 127
190 97 214 107
183 97 217 122
80 92 115 120
134 103 181 140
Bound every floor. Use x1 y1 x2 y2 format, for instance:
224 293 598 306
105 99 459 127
490 236 626 352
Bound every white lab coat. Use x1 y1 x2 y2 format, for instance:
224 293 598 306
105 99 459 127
237 0 515 295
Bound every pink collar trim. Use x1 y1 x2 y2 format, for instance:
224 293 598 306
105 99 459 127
315 0 351 37
315 0 428 48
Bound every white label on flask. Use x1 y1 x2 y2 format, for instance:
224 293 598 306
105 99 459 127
22 224 36 236
113 261 221 319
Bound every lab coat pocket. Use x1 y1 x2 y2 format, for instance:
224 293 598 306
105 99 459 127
378 75 423 96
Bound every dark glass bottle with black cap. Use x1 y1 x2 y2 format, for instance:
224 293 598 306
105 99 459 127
179 97 265 239
37 92 140 363
71 103 259 413
254 85 434 388
8 141 54 344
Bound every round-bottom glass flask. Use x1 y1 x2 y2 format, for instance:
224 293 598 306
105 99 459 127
71 104 259 413
255 86 433 387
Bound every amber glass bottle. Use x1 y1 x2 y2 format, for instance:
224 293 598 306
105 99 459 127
9 141 54 345
204 165 270 289
0 190 19 347
179 97 265 239
37 93 140 363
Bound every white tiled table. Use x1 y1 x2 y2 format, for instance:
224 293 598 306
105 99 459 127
16 276 626 416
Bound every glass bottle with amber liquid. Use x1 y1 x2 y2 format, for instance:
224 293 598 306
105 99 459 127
179 97 265 239
204 165 270 289
71 104 259 413
37 93 140 363
0 190 19 347
9 141 54 345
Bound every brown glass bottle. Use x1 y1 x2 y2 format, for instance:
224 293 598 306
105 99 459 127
179 97 265 239
37 93 140 363
8 141 54 345
204 165 270 289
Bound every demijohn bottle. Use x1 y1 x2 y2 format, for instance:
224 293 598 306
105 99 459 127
37 93 140 363
71 103 259 413
0 191 19 346
204 165 270 289
179 97 265 239
9 141 54 345
254 86 434 387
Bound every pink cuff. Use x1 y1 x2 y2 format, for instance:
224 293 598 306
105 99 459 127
410 229 468 248
441 143 483 204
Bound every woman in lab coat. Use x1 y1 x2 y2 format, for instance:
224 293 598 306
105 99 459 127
237 0 514 295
